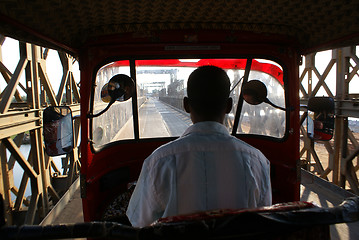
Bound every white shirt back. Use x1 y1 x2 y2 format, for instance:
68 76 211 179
127 121 272 227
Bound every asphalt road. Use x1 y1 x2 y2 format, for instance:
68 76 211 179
139 98 191 138
113 97 191 139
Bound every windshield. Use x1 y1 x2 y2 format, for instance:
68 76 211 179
91 58 286 149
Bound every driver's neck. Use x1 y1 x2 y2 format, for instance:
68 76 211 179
190 113 225 125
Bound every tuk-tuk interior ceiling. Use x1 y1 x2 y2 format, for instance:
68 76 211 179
1 0 359 55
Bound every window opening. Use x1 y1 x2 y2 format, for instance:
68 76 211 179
91 58 286 149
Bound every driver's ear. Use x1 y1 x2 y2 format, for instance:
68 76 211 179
184 97 191 113
225 97 233 114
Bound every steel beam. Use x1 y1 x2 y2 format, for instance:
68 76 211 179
0 110 40 139
1 39 81 226
0 142 13 225
299 45 359 192
338 100 359 118
301 99 359 118
0 57 28 113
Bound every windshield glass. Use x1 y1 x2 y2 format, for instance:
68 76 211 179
92 60 133 147
91 58 285 149
237 68 286 137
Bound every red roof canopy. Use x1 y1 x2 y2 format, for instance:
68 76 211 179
111 59 283 84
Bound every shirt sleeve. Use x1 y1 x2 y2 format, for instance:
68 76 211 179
126 157 163 227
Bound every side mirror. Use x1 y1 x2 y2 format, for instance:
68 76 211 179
241 80 286 111
43 106 74 156
307 97 335 141
101 74 135 103
88 74 135 118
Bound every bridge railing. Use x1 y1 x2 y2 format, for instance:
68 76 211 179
0 36 80 225
299 46 359 194
159 96 184 111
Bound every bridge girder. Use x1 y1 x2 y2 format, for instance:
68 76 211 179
0 38 80 225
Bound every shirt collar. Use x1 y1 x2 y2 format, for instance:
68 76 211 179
181 121 230 137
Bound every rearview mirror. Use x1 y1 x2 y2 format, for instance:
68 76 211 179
241 79 267 105
43 106 74 156
307 97 335 141
101 74 135 103
88 74 135 118
241 80 286 111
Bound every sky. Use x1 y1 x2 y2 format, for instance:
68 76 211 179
1 37 80 95
298 47 359 97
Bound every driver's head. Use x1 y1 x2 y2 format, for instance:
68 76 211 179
185 66 231 122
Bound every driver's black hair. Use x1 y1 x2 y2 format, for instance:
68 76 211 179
187 65 230 117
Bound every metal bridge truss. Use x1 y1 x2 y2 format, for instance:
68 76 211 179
300 46 359 194
0 36 80 225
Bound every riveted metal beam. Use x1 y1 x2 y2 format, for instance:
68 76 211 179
300 45 359 192
0 38 81 225
0 110 40 139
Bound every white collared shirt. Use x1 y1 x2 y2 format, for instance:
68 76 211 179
126 121 272 227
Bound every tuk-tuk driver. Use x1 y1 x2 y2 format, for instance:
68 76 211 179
126 65 272 227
